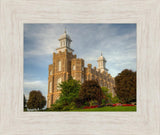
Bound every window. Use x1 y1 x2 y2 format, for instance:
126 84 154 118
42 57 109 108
57 78 62 90
49 70 52 75
73 65 75 70
48 99 50 106
66 41 68 47
81 77 84 83
58 61 61 71
82 67 84 71
56 96 59 100
60 41 62 47
49 82 52 93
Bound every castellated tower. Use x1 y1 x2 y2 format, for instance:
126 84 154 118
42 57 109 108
47 30 116 108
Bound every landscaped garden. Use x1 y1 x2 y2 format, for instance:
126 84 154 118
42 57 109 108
24 69 136 112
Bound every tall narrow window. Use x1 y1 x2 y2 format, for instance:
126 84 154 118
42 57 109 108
81 76 84 83
49 70 53 75
58 61 61 71
56 96 59 100
49 82 52 93
82 66 84 71
57 78 62 90
66 41 68 47
73 65 75 70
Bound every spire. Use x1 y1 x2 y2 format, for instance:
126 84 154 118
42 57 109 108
101 52 102 56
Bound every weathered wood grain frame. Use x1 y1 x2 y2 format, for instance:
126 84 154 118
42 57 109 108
0 0 160 135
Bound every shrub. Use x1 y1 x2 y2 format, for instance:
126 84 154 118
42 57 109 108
89 100 98 106
111 96 120 104
101 99 106 106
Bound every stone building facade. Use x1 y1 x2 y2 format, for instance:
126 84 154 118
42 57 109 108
47 30 116 108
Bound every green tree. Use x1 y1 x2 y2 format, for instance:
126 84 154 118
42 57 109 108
27 90 46 110
78 80 104 105
51 77 81 111
101 87 120 104
59 76 81 105
101 87 111 102
115 69 136 103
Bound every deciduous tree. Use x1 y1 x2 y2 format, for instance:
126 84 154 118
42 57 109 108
27 90 46 110
50 76 81 111
115 69 136 103
78 80 104 105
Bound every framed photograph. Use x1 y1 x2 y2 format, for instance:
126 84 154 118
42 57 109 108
0 0 160 134
24 23 136 112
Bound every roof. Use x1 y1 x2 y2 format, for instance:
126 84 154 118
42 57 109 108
97 53 106 62
58 30 72 41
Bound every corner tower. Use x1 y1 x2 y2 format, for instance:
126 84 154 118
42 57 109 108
97 52 108 73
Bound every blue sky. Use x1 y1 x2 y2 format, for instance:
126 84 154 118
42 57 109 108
24 24 136 99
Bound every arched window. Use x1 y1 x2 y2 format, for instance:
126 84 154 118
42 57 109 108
82 66 84 71
49 82 52 93
48 99 50 106
56 96 59 100
60 41 62 47
73 65 75 70
66 41 68 47
81 77 84 83
57 78 62 90
58 61 61 71
49 70 52 75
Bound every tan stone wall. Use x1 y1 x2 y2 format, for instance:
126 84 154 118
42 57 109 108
71 58 84 82
84 64 116 97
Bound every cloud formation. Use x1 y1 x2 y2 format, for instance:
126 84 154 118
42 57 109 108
24 24 136 99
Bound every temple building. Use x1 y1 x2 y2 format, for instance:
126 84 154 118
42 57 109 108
47 30 116 108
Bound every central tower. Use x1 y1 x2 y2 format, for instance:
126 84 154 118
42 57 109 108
47 30 76 108
56 30 74 53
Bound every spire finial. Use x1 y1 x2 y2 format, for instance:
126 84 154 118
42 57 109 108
64 26 67 33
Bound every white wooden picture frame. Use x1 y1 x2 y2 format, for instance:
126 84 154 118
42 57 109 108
0 0 160 135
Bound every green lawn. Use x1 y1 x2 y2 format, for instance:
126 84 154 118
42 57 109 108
71 106 136 111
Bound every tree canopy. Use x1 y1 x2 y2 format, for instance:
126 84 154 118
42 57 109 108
58 76 81 105
27 90 46 110
50 76 81 111
78 80 104 104
115 69 136 103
